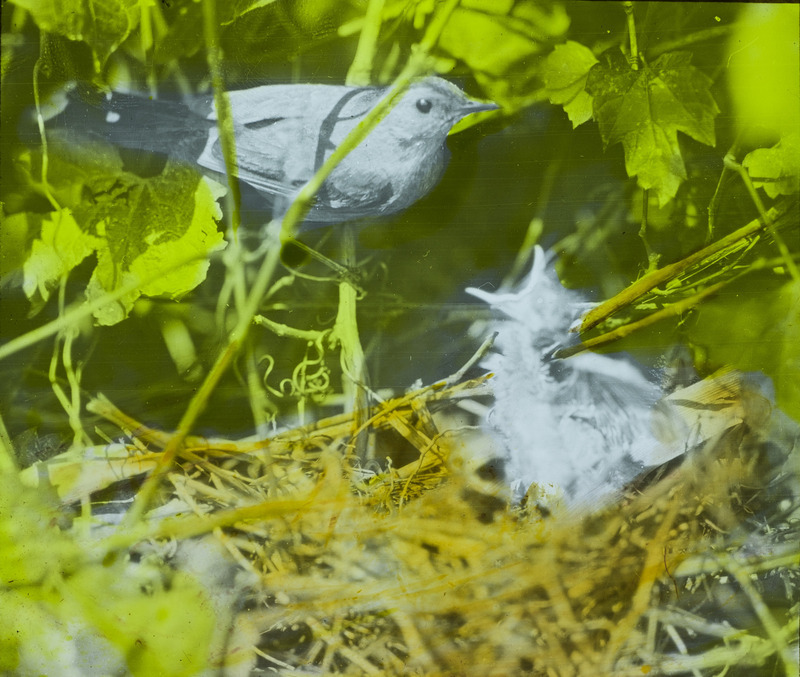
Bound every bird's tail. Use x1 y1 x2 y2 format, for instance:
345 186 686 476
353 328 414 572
19 84 212 170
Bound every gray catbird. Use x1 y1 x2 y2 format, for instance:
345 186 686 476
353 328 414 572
33 78 498 225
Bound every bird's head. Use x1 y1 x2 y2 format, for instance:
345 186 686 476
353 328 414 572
384 77 498 145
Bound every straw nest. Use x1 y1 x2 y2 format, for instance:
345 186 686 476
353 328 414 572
14 370 800 676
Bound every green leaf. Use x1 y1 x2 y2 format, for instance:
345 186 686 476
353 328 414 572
0 473 81 588
20 148 226 325
437 1 568 111
742 133 800 199
66 565 216 676
1 467 216 675
542 41 598 127
9 0 139 71
84 170 227 326
22 209 100 303
586 50 719 206
439 8 546 76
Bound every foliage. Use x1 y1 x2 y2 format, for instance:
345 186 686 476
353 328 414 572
0 472 217 675
0 1 798 675
586 50 719 206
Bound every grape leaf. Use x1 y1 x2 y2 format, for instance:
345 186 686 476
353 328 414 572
23 209 100 302
743 133 800 198
21 150 227 326
586 50 719 206
542 41 598 127
84 169 227 326
9 0 139 71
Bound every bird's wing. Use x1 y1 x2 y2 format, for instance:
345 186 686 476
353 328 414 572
211 84 378 124
199 85 387 212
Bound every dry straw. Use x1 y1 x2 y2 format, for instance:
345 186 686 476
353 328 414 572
66 368 799 676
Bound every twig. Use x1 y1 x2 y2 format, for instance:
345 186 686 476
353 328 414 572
623 2 639 70
577 205 785 334
445 332 496 386
556 281 727 358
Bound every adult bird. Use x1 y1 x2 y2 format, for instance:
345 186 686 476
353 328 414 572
30 77 498 227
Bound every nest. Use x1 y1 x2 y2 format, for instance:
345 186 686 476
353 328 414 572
11 372 800 676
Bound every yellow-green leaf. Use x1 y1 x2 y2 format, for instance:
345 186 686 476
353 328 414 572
542 41 598 127
22 209 100 303
743 133 800 199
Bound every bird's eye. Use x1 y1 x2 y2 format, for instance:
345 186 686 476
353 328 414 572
416 98 433 114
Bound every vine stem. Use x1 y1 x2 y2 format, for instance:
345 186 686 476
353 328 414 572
333 224 373 458
346 0 385 86
339 0 386 457
32 41 60 211
119 0 274 526
202 0 241 233
723 154 800 283
121 236 283 526
623 1 639 70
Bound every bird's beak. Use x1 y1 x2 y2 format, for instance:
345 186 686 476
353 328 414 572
461 100 500 116
450 99 499 134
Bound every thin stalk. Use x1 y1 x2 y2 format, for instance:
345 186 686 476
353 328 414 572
639 188 659 271
346 0 386 86
623 2 639 70
724 154 800 283
32 43 60 211
121 237 283 526
646 25 735 62
202 0 241 232
335 224 372 458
